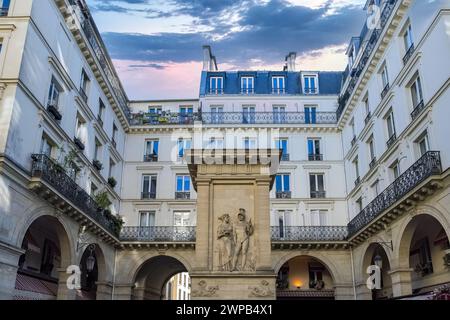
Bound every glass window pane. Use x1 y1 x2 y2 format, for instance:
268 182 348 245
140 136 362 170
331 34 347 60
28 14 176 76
309 175 316 191
276 175 282 192
283 175 290 191
318 175 324 191
143 176 149 192
177 176 183 191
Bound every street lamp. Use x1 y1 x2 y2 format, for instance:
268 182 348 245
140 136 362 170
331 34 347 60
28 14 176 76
86 244 96 273
373 254 383 269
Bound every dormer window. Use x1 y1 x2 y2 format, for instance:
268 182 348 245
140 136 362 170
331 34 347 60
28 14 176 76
303 74 318 94
241 77 254 94
272 76 285 94
210 77 223 94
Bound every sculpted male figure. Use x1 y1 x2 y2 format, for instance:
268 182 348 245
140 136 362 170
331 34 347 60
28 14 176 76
217 214 234 271
232 208 254 271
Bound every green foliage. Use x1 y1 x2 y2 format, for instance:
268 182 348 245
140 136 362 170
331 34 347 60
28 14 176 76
94 190 112 209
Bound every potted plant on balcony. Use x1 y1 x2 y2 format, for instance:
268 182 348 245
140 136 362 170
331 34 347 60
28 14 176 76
108 177 117 188
94 190 111 212
93 159 103 171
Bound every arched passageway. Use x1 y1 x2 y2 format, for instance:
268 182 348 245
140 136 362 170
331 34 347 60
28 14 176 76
275 255 336 300
132 256 188 300
76 244 106 300
14 215 72 300
362 243 392 300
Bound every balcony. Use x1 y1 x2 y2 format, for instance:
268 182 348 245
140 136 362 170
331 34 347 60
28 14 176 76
304 88 318 95
310 191 326 199
386 133 397 149
281 153 290 161
47 105 62 121
141 192 156 200
175 192 191 200
364 112 372 126
381 83 390 100
30 154 122 237
369 157 377 170
74 137 85 151
403 44 415 65
271 226 348 242
93 160 103 171
348 151 442 238
130 112 195 125
308 154 323 161
272 88 286 95
120 226 196 242
276 191 292 199
144 154 158 162
411 100 425 120
240 88 254 95
208 88 224 95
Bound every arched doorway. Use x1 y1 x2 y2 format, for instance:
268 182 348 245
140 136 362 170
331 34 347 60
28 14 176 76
362 243 392 300
398 214 450 299
76 244 106 300
275 256 335 300
132 256 189 300
163 272 191 300
14 215 72 300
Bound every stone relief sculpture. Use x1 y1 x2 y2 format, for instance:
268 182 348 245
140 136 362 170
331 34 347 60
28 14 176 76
191 280 219 297
248 280 274 298
216 208 254 272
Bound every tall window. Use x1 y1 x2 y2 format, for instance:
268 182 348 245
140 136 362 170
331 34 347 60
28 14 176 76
174 211 191 227
91 183 98 197
242 106 255 124
277 210 291 238
410 76 424 108
179 106 193 124
108 159 115 178
176 175 191 199
368 137 376 163
40 135 53 158
304 106 317 124
303 75 318 94
391 160 400 180
112 123 118 147
356 197 363 213
309 174 325 198
275 139 288 160
381 64 389 89
417 131 430 156
273 105 286 124
386 111 396 148
178 138 192 158
94 139 102 161
350 118 356 138
364 95 370 118
75 115 86 147
47 78 62 109
241 77 254 94
275 174 291 198
207 137 224 150
272 76 285 94
144 140 159 162
310 210 328 226
210 77 223 94
142 175 157 199
308 139 322 161
210 106 223 124
139 211 155 227
80 69 90 102
243 137 257 150
98 100 105 126
149 106 162 114
403 24 414 50
354 157 360 182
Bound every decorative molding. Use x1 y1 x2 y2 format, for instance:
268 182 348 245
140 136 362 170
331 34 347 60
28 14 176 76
248 280 274 298
191 280 219 298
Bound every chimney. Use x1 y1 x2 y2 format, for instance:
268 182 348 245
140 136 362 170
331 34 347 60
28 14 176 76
202 45 218 71
285 52 297 72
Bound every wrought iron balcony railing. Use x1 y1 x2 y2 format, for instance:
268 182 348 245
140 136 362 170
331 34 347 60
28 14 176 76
47 104 62 121
144 154 158 162
403 44 415 65
31 154 121 237
304 88 318 95
348 151 442 237
369 157 377 170
141 192 156 200
175 192 191 200
201 112 337 125
120 226 196 242
308 154 323 161
355 177 361 187
271 226 348 241
130 112 195 125
310 191 326 199
281 153 290 161
337 0 398 120
386 133 397 149
276 191 292 199
74 137 85 151
411 100 425 120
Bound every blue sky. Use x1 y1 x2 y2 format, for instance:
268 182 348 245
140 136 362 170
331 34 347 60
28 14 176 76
86 0 367 100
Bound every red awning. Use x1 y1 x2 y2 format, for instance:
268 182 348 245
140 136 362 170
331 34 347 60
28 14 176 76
14 273 58 300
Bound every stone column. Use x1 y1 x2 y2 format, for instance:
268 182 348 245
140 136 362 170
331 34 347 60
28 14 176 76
355 282 372 300
57 268 77 300
112 284 134 300
389 268 413 298
334 283 356 300
254 178 272 271
0 241 24 300
95 281 113 300
194 179 211 271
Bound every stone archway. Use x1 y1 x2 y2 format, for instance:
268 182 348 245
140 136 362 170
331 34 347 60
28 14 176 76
396 213 450 298
132 255 189 300
274 254 338 300
361 243 393 300
14 215 74 300
76 244 107 300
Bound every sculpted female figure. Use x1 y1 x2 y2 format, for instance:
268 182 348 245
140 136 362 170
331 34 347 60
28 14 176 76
217 214 234 271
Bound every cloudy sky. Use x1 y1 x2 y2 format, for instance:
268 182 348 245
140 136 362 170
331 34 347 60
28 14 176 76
86 0 368 100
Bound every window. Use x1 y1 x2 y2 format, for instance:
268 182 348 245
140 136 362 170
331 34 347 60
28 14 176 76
149 106 162 115
353 157 360 182
94 139 102 161
371 179 380 197
277 210 291 238
273 105 286 124
310 174 325 198
0 0 10 16
243 137 257 150
210 106 223 124
242 106 255 124
304 106 317 124
381 64 389 96
308 139 322 161
275 174 291 198
108 159 115 178
207 137 224 149
368 137 376 162
40 135 53 158
308 263 324 289
91 183 98 197
142 175 157 199
75 115 86 145
386 111 396 139
210 77 223 94
47 78 62 109
310 210 328 226
417 131 429 156
410 237 433 277
391 161 400 180
275 139 288 160
364 95 370 119
410 76 424 108
178 138 192 158
139 211 155 227
98 100 105 126
144 140 159 162
348 45 355 69
174 211 190 227
272 76 285 94
303 75 318 94
112 124 118 147
80 69 90 102
403 24 414 50
350 118 356 137
176 175 190 199
241 77 254 94
356 197 363 213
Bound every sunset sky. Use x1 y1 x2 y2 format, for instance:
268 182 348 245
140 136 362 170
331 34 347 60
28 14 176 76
86 0 368 100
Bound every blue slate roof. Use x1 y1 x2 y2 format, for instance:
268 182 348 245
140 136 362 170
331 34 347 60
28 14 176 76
199 71 343 96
